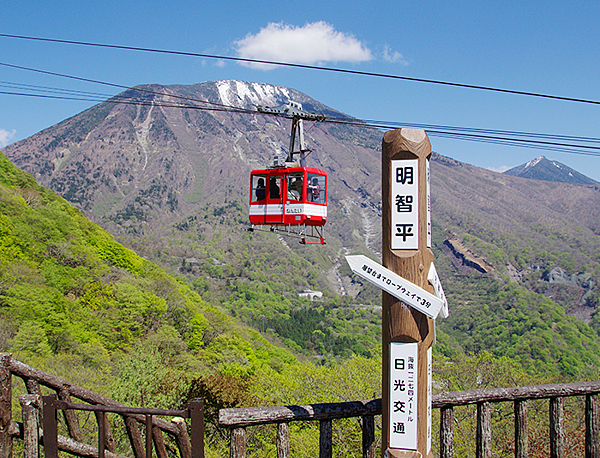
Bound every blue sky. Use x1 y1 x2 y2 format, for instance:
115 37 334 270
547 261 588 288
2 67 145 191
2 0 600 180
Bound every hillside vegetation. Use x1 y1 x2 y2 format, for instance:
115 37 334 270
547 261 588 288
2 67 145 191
1 150 599 456
0 150 299 395
0 150 388 456
4 82 600 379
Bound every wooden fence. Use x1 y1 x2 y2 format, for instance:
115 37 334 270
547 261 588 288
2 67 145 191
1 353 599 458
0 353 202 458
219 380 600 458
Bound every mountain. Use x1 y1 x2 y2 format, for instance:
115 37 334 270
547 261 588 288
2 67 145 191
3 81 380 244
503 155 599 186
4 80 600 378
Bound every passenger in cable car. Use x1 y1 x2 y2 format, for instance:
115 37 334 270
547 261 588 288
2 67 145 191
288 174 303 200
307 177 322 203
269 177 280 199
255 178 266 200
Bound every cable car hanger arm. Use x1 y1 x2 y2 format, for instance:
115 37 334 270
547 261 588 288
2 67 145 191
258 101 326 166
256 101 326 122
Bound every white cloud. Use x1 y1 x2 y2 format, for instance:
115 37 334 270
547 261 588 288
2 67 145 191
382 45 409 66
235 22 373 70
0 129 16 148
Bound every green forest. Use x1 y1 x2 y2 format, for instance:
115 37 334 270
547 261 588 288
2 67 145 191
1 151 599 457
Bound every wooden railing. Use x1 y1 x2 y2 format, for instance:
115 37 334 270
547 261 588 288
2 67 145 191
0 353 201 458
1 353 599 458
435 381 600 458
219 380 600 458
219 399 381 458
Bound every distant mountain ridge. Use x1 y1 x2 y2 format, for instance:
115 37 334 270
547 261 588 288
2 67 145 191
504 156 599 186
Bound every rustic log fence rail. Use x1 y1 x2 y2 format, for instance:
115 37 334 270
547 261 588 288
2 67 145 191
0 353 204 458
40 395 204 458
219 380 600 458
1 352 599 458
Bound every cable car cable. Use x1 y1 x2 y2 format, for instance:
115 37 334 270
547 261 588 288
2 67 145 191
6 59 600 151
3 62 600 157
0 61 253 113
4 85 600 157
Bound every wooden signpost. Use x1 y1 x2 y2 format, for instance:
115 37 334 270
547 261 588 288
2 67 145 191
382 128 435 458
345 128 445 456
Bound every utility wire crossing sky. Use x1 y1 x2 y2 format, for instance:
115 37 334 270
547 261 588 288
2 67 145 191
2 1 600 180
3 58 600 159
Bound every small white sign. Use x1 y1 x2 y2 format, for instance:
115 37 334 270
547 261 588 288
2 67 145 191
390 342 418 450
345 255 444 319
391 159 419 250
427 263 449 319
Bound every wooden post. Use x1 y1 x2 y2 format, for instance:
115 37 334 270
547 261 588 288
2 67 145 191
230 427 246 458
476 402 491 458
439 406 454 458
42 395 58 458
150 421 169 458
95 410 116 454
362 415 376 458
25 379 42 397
98 411 106 458
57 389 83 442
276 423 290 458
382 129 434 458
586 394 599 458
189 399 204 458
319 419 332 458
549 397 564 458
171 417 193 458
125 416 147 458
0 354 12 458
19 395 40 458
145 416 153 458
514 400 528 458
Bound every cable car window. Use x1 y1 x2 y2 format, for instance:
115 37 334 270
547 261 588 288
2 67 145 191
251 175 267 202
307 174 326 203
287 173 303 201
269 176 281 199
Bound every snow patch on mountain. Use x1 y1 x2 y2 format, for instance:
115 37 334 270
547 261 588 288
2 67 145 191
526 156 544 168
216 80 292 108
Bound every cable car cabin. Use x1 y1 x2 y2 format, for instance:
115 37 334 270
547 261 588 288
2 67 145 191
249 167 327 244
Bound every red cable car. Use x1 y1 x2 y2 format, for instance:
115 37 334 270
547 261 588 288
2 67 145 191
248 102 327 244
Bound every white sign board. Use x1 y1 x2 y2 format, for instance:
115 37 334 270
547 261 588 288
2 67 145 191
426 158 431 248
389 342 418 450
391 159 419 250
427 347 432 454
345 255 444 319
427 263 449 319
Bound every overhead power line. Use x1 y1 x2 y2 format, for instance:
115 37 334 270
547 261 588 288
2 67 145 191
4 82 600 157
0 62 241 112
2 62 600 158
2 33 600 106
